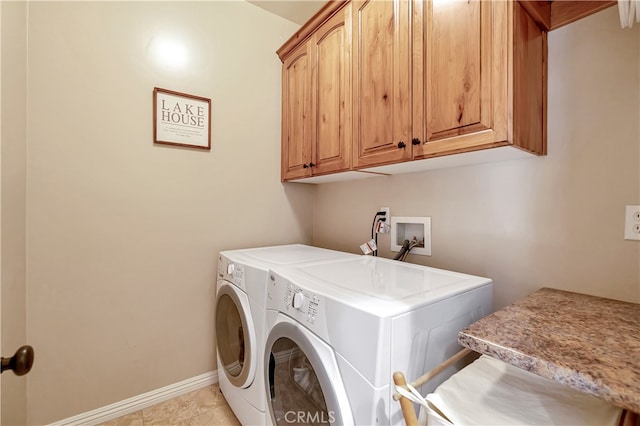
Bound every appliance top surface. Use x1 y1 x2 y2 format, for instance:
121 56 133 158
220 244 356 269
274 256 492 307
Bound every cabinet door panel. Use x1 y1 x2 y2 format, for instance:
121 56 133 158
353 0 411 168
317 29 343 160
313 7 352 175
281 45 312 180
429 0 481 134
413 0 500 159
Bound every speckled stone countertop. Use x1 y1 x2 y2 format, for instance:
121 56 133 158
458 287 640 413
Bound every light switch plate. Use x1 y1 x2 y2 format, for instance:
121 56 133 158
624 205 640 241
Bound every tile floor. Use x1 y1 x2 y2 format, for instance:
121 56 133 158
99 384 241 426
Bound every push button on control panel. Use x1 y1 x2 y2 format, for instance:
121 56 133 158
307 298 319 324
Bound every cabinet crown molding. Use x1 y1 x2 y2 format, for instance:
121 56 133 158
277 0 349 61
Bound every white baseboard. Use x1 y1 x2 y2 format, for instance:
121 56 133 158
49 370 218 426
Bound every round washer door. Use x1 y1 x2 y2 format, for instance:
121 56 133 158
216 280 256 388
264 314 353 426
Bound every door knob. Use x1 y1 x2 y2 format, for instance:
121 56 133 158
1 345 34 376
397 141 406 149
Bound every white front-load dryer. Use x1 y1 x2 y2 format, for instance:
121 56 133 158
264 256 493 425
215 245 356 426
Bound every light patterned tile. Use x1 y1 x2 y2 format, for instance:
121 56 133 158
97 410 144 426
192 384 227 410
176 404 241 426
142 385 227 425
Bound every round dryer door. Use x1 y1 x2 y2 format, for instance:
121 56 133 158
216 281 256 388
264 315 353 426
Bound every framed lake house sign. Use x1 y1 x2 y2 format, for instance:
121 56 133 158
153 87 211 150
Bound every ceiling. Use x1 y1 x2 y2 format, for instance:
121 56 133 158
247 0 326 25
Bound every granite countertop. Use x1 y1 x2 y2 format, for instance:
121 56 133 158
458 287 640 413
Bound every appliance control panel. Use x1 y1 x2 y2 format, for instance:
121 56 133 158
217 255 245 290
268 272 327 337
285 284 321 325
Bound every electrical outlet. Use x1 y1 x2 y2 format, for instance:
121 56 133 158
378 207 390 234
624 205 640 241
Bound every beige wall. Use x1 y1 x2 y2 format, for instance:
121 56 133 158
25 2 311 424
313 7 640 309
1 1 28 425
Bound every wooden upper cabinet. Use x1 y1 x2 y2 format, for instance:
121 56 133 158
412 0 546 159
280 3 352 181
413 0 496 150
281 42 313 181
413 0 501 158
351 0 412 168
353 0 545 169
278 0 549 181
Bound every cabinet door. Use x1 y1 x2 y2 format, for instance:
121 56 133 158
413 0 508 158
281 42 313 181
352 0 412 168
311 5 352 176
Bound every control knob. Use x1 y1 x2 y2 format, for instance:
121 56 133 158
292 291 305 309
227 263 236 275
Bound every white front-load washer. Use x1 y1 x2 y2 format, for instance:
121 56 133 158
215 245 356 426
263 256 493 426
